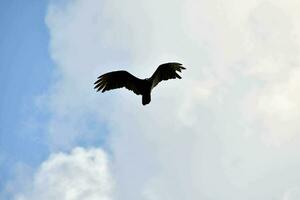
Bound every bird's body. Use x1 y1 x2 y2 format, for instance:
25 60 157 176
141 79 152 105
94 62 185 105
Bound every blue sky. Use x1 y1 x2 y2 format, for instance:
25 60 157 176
1 0 300 199
0 0 52 189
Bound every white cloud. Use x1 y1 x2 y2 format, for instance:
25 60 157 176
245 67 300 146
31 0 300 199
283 186 300 200
15 147 113 200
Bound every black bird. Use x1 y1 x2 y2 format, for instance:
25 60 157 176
94 62 186 105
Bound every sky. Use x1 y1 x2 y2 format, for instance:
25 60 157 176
0 0 52 193
1 0 300 199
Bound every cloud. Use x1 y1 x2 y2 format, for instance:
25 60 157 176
21 0 300 199
14 147 113 200
283 186 300 200
245 67 300 146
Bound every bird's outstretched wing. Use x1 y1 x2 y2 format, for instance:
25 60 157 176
150 62 185 88
94 70 144 95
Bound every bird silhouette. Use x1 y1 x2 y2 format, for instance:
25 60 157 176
94 62 186 105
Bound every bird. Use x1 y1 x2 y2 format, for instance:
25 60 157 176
94 62 186 105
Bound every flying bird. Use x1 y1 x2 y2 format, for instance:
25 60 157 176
94 62 186 105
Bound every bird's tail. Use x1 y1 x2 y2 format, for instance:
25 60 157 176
142 93 151 105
